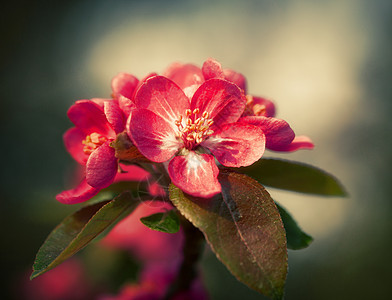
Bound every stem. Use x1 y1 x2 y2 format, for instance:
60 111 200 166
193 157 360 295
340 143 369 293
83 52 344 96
163 216 205 299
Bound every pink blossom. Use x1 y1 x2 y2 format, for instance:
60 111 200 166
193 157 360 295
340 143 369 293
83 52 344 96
21 259 93 300
99 263 208 300
164 58 314 152
101 202 183 263
128 75 265 197
56 99 149 204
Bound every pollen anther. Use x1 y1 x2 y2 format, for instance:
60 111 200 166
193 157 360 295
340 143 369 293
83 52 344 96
82 132 108 155
174 108 214 149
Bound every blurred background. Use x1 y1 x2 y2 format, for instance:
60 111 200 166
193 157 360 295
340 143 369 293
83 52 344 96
1 0 391 299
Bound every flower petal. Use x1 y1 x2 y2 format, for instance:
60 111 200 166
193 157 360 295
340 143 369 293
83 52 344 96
134 76 190 126
129 109 180 162
223 68 247 92
56 179 99 205
240 116 300 151
163 62 204 90
104 100 125 134
191 79 246 129
203 123 265 167
202 58 224 80
114 164 150 182
111 72 139 99
168 152 221 198
86 141 118 189
274 135 315 152
63 127 89 165
117 95 135 117
67 100 114 137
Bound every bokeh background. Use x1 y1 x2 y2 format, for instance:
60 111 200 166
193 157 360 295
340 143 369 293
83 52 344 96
1 0 391 299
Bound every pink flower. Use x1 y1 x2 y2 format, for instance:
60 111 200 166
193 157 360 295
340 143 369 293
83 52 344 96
128 75 265 198
99 263 208 300
56 99 148 204
164 58 314 152
21 259 93 300
101 202 183 263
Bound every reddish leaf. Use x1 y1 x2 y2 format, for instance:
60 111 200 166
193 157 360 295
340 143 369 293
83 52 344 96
169 170 287 300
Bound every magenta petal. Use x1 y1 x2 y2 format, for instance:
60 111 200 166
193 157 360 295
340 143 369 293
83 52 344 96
202 58 224 80
129 109 180 162
111 72 139 99
240 116 296 150
168 153 221 198
203 123 265 167
134 76 190 125
191 79 246 129
104 100 125 134
63 127 89 165
86 141 118 189
223 69 247 92
56 179 100 204
163 62 204 90
276 135 315 152
67 100 115 137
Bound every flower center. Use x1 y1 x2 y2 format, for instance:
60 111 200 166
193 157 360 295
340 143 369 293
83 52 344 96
175 108 214 149
82 132 108 155
244 95 267 116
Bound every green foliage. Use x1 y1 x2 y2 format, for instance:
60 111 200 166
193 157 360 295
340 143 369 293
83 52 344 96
140 209 180 233
31 192 139 279
240 158 347 196
169 170 287 300
276 202 313 250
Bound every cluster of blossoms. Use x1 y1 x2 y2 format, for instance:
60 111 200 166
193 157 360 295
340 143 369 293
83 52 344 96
57 58 313 204
47 58 314 299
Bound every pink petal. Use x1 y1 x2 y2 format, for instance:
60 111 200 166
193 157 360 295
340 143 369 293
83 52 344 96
168 152 221 198
117 95 135 117
114 164 150 182
202 123 265 167
202 58 224 80
275 135 315 152
191 79 246 129
240 116 296 150
67 100 115 137
129 109 180 162
86 141 118 189
63 127 89 165
104 100 125 134
91 98 111 109
134 72 158 97
111 72 139 99
163 62 204 90
134 76 190 125
56 179 100 204
223 68 247 92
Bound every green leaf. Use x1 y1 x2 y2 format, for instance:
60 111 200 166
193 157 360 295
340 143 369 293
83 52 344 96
239 158 347 196
140 209 180 233
169 170 287 300
276 202 313 250
31 192 139 279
